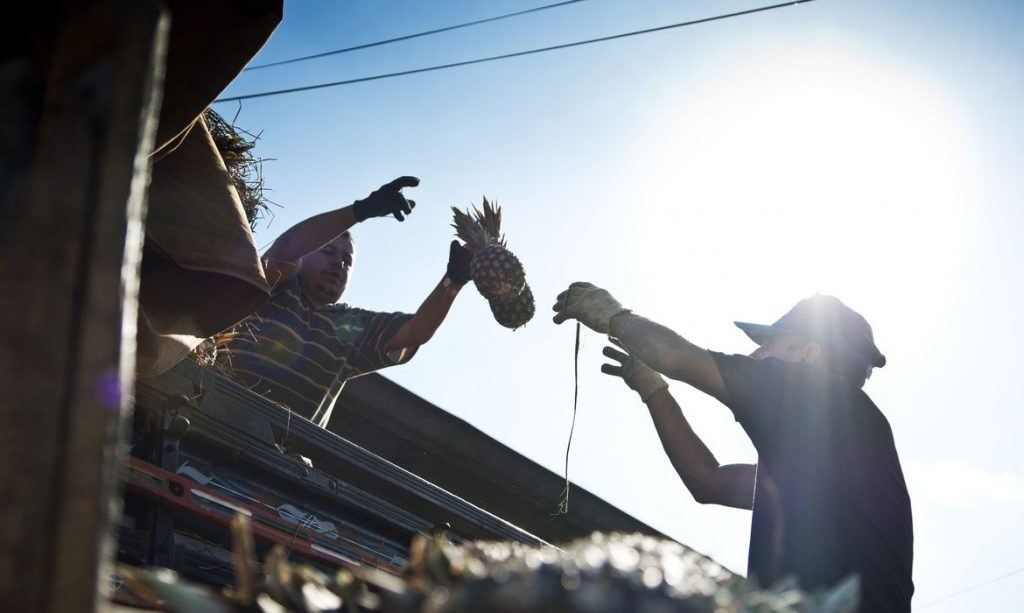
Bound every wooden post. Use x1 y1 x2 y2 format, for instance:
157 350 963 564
0 2 167 610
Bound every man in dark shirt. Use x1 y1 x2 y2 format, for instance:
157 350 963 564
553 284 914 611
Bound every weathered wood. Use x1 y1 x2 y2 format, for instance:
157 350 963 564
0 2 167 610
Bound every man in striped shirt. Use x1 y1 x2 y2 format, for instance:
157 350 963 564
216 176 471 425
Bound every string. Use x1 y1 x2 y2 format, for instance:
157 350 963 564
556 322 581 515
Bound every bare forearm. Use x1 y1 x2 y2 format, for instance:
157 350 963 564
610 313 728 401
611 313 698 373
646 388 754 509
647 388 719 487
265 206 358 264
386 278 461 350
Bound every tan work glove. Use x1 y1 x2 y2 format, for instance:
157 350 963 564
601 341 668 403
552 282 630 334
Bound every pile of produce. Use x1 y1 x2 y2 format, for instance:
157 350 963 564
113 527 860 612
403 531 860 613
451 198 534 329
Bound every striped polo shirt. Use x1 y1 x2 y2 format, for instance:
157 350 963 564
216 276 415 419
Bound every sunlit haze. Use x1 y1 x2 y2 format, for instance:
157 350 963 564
218 1 1024 609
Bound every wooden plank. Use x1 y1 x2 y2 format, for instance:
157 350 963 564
0 2 167 610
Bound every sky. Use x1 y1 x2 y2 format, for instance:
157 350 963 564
214 1 1024 609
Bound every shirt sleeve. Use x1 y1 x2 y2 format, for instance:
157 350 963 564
710 352 791 449
337 308 418 378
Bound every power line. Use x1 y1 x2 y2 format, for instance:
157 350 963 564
917 565 1024 609
245 0 588 71
214 0 817 104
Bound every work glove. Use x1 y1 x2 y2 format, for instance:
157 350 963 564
601 340 668 402
352 176 419 222
552 282 629 334
446 241 473 286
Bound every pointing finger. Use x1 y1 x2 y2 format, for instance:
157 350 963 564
384 175 420 190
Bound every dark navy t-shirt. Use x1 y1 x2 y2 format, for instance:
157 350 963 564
711 352 914 612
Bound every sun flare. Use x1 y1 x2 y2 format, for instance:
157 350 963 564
625 44 973 347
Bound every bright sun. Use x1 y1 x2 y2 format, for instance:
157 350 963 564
624 43 973 349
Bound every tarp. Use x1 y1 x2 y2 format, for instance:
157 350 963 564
137 0 283 376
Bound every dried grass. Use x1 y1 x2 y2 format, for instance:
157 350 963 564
203 108 277 230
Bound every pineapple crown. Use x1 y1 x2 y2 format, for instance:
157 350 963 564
475 196 505 245
451 196 507 252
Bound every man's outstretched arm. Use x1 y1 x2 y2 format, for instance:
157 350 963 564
264 176 419 267
602 345 753 509
645 388 754 509
386 241 470 350
610 312 729 403
553 282 729 403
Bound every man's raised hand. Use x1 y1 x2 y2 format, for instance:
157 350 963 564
353 176 420 222
446 240 473 286
552 282 629 334
602 340 668 402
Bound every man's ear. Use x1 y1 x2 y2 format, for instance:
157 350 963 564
802 342 823 365
264 257 300 290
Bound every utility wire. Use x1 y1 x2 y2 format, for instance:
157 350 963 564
244 0 588 71
917 565 1024 609
214 0 816 104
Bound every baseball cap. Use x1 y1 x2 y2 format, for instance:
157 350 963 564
735 295 886 376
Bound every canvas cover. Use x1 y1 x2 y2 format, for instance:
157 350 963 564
137 0 283 376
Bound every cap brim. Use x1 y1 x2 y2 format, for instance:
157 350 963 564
734 321 786 345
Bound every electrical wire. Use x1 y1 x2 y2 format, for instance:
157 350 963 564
917 565 1024 609
244 0 589 71
214 0 817 104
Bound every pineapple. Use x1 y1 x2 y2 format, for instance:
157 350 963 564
451 197 526 302
489 283 535 330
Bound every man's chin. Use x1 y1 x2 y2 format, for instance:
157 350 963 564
314 283 345 305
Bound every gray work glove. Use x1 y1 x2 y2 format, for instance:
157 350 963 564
601 341 668 403
551 282 630 334
353 176 419 221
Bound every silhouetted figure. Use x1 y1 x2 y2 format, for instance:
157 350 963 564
554 285 913 611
